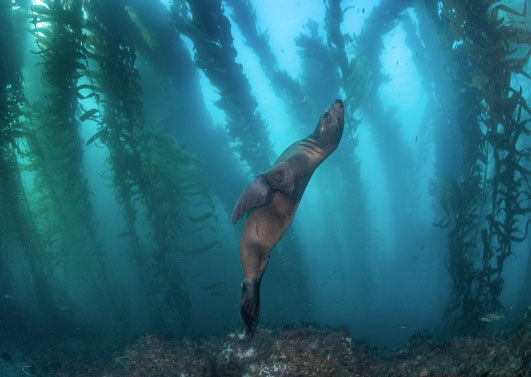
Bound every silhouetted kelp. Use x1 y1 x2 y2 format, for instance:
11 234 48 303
0 0 223 337
226 0 314 130
323 0 374 295
352 0 421 270
428 0 530 334
83 0 220 332
24 0 123 328
401 6 462 187
172 0 316 325
1 0 529 347
0 0 63 326
172 0 273 175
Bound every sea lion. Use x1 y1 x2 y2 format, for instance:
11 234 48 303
231 99 345 336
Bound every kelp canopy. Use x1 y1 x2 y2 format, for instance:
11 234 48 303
0 0 529 346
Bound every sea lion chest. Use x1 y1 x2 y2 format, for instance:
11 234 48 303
241 151 316 251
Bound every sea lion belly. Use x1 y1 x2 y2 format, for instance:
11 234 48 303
240 192 299 281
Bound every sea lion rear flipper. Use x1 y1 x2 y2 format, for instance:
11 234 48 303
231 175 272 223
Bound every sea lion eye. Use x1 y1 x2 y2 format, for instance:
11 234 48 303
324 112 330 120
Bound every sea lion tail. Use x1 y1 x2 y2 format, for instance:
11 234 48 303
240 279 260 337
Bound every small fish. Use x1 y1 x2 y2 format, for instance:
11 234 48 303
399 324 408 329
20 363 32 377
3 294 15 300
209 291 224 297
362 8 365 13
396 59 399 65
319 282 328 287
479 312 505 322
415 135 418 143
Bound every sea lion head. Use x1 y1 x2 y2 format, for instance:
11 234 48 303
314 99 345 151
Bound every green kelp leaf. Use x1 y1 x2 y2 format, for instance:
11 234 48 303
80 108 99 121
86 129 106 146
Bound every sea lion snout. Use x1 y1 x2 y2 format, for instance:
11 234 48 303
332 99 345 120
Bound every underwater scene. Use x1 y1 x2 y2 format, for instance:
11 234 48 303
1 0 530 376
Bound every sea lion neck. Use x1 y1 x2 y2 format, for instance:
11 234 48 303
298 135 328 165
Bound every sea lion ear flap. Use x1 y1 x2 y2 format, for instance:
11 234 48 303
231 175 272 224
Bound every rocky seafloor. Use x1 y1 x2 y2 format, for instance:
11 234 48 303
1 311 529 377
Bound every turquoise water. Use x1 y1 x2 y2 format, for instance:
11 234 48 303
1 0 529 357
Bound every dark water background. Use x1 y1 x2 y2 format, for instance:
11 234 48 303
1 0 530 353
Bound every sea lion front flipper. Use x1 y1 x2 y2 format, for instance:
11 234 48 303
231 175 272 224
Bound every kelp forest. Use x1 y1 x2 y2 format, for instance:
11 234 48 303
0 0 530 376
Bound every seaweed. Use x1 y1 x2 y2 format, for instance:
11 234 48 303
0 0 69 326
225 0 314 130
122 1 250 215
21 0 123 328
84 0 218 332
427 0 531 334
323 0 375 295
172 0 273 175
349 0 421 268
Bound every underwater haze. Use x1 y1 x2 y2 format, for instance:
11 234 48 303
1 0 530 374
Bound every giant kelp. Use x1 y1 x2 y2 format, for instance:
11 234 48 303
172 0 315 325
118 0 249 215
22 0 122 325
0 0 26 291
323 0 374 294
83 0 156 328
226 0 314 130
324 0 371 113
427 0 530 333
172 0 273 175
295 19 342 122
0 0 75 327
351 0 422 268
401 5 462 187
84 0 218 332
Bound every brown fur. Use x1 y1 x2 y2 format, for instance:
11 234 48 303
233 99 345 336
